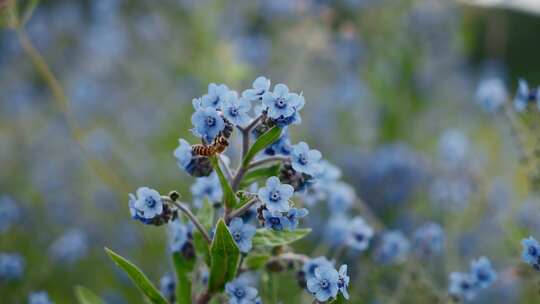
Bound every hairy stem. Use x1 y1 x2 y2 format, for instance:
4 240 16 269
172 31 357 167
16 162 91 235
232 115 263 191
165 197 212 244
227 197 259 220
218 155 233 182
248 156 289 169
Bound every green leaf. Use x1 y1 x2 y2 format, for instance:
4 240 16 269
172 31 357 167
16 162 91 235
252 228 311 248
193 231 211 266
242 126 282 167
197 199 214 230
208 219 241 293
330 293 348 303
240 164 281 188
210 156 238 209
104 248 168 304
244 254 270 270
172 250 196 304
74 286 105 304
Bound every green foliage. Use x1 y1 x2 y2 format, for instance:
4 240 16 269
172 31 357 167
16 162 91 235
252 228 311 248
244 254 270 270
74 286 105 304
242 126 282 167
240 164 281 188
193 199 213 266
172 251 196 304
208 219 241 293
104 248 168 304
210 156 238 208
330 294 347 304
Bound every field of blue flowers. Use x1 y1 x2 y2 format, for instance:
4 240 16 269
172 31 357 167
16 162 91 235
2 0 540 303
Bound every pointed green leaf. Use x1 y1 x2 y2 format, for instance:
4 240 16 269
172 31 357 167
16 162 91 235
330 293 348 303
240 164 281 188
244 254 270 270
210 156 238 208
208 219 241 292
197 199 214 230
193 231 211 266
172 250 196 304
242 126 282 167
252 228 311 248
74 286 105 304
104 248 168 304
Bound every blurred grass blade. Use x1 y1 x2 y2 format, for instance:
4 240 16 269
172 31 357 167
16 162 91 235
172 251 195 304
74 286 105 304
104 248 168 304
21 0 39 24
252 228 311 248
208 219 241 292
242 126 282 167
210 156 238 208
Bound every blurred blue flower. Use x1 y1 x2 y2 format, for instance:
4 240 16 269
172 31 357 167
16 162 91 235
337 264 350 300
0 252 24 280
129 187 163 222
159 273 175 302
225 277 259 304
449 272 477 301
168 220 190 252
243 76 271 102
262 84 301 119
438 129 468 166
191 107 225 143
513 79 531 112
262 209 290 231
191 173 223 207
413 222 445 256
303 256 334 281
521 236 540 270
264 129 292 156
174 139 193 170
28 291 53 304
0 195 20 233
49 229 88 263
347 216 374 251
470 257 497 289
258 176 293 212
286 208 308 229
306 266 339 302
228 217 256 253
328 182 355 213
291 142 322 176
222 92 251 126
475 77 507 112
374 231 410 264
201 83 229 109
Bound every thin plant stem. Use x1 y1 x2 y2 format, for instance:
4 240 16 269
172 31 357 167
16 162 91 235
227 197 259 220
219 154 233 182
165 197 211 244
248 156 289 169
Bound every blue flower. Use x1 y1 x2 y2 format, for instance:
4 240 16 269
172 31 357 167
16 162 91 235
258 176 294 212
0 252 24 280
168 219 190 252
262 209 290 231
262 84 302 119
303 256 334 281
222 92 251 126
228 217 256 253
174 138 193 170
159 273 175 302
449 272 477 301
243 76 271 102
191 173 223 207
264 128 292 156
374 231 410 264
191 107 225 143
225 277 259 304
347 216 374 251
129 187 163 222
328 182 355 213
325 214 350 246
413 222 444 256
286 208 308 229
192 97 203 110
438 129 468 166
337 264 350 300
49 229 88 263
306 266 339 302
28 291 53 304
272 94 305 127
0 195 20 233
291 142 322 176
201 83 229 109
475 77 507 112
522 236 540 270
470 257 497 289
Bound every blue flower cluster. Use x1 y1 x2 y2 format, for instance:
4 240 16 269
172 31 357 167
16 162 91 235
49 229 88 263
374 231 410 264
0 252 24 281
304 257 349 302
448 257 497 301
0 195 20 233
513 79 539 112
522 236 540 271
225 277 262 304
28 291 54 304
475 77 508 113
412 222 445 256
